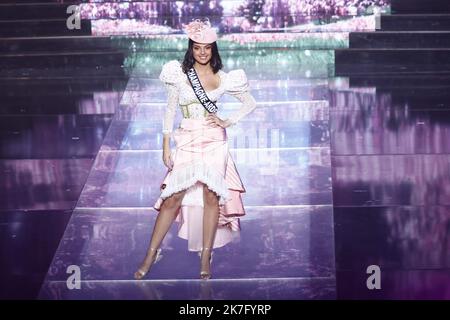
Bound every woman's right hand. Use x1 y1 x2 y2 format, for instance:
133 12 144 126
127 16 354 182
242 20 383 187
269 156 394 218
163 148 174 170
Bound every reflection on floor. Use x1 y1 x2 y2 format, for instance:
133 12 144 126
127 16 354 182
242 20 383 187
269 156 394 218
0 77 128 299
2 61 449 299
330 77 450 299
0 75 129 295
332 0 450 299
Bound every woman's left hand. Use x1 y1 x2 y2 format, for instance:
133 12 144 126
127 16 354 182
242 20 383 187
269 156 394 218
206 113 232 128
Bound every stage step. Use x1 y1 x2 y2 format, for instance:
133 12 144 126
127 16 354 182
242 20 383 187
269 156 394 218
338 75 450 110
335 49 450 75
0 51 127 78
0 94 91 115
0 3 79 21
0 51 124 69
0 77 128 96
346 75 450 89
391 0 450 14
391 92 450 110
2 0 77 3
381 14 450 31
349 31 450 48
0 113 114 159
0 19 91 38
0 36 120 54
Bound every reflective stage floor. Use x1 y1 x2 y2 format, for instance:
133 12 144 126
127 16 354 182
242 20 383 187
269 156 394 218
37 65 337 300
1 52 449 300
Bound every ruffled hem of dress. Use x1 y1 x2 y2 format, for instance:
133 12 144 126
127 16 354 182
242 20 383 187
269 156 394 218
157 163 229 206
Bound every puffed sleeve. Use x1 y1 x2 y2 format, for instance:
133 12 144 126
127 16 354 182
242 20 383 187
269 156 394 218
159 60 183 134
225 69 257 125
159 60 184 85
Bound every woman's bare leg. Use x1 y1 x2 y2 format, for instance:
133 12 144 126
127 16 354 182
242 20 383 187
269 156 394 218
134 189 186 278
200 184 220 278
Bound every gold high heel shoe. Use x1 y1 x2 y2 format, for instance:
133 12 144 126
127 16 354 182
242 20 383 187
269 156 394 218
134 248 162 280
198 247 214 280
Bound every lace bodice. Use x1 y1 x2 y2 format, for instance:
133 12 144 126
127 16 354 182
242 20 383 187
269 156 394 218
159 60 257 134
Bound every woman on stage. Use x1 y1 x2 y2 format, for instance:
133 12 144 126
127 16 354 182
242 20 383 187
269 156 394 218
134 18 257 280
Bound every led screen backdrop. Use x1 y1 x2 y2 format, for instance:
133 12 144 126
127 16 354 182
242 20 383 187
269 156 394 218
77 1 390 78
79 0 391 36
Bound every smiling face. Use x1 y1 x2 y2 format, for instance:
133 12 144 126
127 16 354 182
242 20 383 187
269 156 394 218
182 40 223 74
192 42 213 65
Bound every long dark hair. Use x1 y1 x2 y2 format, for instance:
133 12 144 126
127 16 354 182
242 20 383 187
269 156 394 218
182 39 223 74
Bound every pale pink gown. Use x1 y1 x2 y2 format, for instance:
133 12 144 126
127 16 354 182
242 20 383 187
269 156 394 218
153 60 257 251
